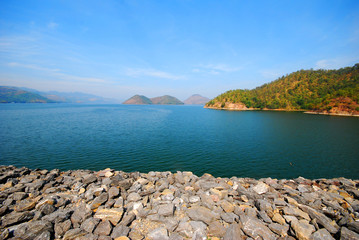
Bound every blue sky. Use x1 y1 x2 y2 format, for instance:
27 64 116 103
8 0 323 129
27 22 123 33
0 0 358 101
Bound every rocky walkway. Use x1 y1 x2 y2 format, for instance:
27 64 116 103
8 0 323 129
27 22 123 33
0 166 358 240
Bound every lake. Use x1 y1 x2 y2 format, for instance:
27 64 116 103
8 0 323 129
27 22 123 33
0 104 358 179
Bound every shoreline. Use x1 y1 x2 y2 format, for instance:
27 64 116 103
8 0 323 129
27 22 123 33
204 106 359 117
0 166 358 239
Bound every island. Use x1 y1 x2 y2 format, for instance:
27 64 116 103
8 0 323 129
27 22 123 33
205 64 359 116
123 95 184 105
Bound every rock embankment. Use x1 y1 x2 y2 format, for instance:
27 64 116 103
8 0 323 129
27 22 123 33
0 166 358 240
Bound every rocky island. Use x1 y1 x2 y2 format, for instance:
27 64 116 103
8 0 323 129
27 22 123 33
0 165 358 240
205 64 359 117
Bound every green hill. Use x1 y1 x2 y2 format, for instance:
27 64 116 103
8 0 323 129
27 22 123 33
205 64 359 115
123 94 184 105
150 95 184 105
123 95 153 104
0 86 56 103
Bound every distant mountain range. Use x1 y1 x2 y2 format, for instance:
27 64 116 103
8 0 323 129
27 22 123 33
0 86 210 106
123 95 184 105
123 94 210 105
0 86 56 103
183 94 210 105
0 86 119 104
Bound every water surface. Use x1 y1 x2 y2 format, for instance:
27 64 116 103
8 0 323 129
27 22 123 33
0 104 358 179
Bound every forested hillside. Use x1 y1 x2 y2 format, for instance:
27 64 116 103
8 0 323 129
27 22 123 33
206 64 359 114
0 86 56 103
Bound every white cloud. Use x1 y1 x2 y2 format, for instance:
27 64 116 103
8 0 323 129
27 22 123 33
7 62 106 84
47 22 59 29
126 68 184 80
194 63 241 75
203 64 241 72
315 57 359 69
7 62 60 72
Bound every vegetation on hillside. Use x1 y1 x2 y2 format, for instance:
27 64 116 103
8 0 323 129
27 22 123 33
206 64 359 112
0 86 56 103
123 95 184 105
123 95 153 104
150 95 184 105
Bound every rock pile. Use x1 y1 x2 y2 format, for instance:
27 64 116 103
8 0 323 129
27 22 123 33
0 165 358 240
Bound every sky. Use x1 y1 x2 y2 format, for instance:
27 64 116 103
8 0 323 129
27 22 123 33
0 0 359 101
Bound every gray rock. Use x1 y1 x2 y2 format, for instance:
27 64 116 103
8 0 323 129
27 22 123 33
108 186 120 199
93 219 112 236
42 209 72 223
176 220 193 238
169 233 184 240
258 210 272 223
223 223 244 240
221 212 239 223
90 192 109 209
83 175 97 185
120 211 136 226
240 215 276 240
33 231 51 240
0 206 8 216
1 211 34 227
340 227 359 240
291 219 315 240
16 220 53 240
39 203 56 215
282 206 310 220
117 179 133 190
208 221 226 237
114 197 124 208
54 219 72 238
71 204 92 227
148 227 169 240
312 228 335 240
268 223 289 237
81 217 100 233
252 182 269 194
347 221 359 234
299 204 339 234
187 206 215 225
111 224 130 238
127 192 141 202
165 217 179 232
189 221 207 233
13 192 27 200
158 203 175 217
63 228 86 240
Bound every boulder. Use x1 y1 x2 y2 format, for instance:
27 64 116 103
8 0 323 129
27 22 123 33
93 220 113 236
240 215 276 240
187 206 215 225
94 208 124 225
223 223 244 240
148 227 169 240
312 228 335 240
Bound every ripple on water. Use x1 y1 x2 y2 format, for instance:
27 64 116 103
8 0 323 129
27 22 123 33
0 104 358 179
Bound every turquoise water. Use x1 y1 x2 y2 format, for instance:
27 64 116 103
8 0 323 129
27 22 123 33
0 104 358 179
